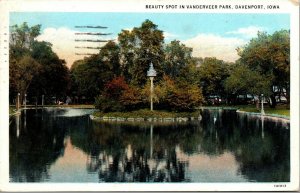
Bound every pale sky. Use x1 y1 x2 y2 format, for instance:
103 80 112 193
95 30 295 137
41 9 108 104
10 13 290 68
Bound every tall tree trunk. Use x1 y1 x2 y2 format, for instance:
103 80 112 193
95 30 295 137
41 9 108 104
269 94 276 108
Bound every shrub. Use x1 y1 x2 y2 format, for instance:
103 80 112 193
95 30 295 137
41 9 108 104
95 76 128 112
120 85 143 110
104 76 128 100
95 75 204 112
95 94 124 112
158 76 204 111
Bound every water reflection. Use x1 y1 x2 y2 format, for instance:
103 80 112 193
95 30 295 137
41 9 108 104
262 115 264 139
9 108 290 182
67 121 192 182
10 109 67 182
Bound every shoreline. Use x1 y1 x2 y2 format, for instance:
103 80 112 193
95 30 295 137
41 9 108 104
89 114 202 123
9 106 290 123
91 108 290 123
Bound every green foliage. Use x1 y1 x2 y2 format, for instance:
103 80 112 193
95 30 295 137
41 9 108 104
95 75 203 112
9 55 42 99
177 62 200 84
70 41 121 101
238 30 290 80
164 40 192 78
237 30 290 106
99 41 121 76
224 64 272 96
156 76 204 111
94 95 124 113
29 41 70 98
94 109 200 119
141 80 164 105
198 57 230 98
118 19 165 85
9 22 70 104
73 19 204 108
239 105 290 117
70 55 119 101
10 22 41 49
70 57 101 100
118 30 137 82
10 23 42 99
167 83 203 112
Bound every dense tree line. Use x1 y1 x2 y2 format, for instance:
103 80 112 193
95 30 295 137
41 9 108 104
9 23 70 105
234 30 290 108
71 19 204 111
10 21 290 110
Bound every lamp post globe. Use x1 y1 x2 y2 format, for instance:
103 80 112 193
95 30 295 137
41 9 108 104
147 62 157 111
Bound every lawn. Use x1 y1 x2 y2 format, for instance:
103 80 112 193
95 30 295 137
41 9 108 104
93 104 290 119
238 105 290 117
94 109 200 119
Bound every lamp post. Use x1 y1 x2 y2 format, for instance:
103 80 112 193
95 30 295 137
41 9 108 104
147 62 157 111
261 94 265 115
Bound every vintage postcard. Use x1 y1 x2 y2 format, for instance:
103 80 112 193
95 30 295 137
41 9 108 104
0 0 299 191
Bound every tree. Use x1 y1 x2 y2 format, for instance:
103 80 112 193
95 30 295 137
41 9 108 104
29 41 70 100
164 40 193 78
70 40 121 102
95 76 129 112
224 63 272 105
120 20 165 85
118 30 136 82
10 22 41 50
10 22 70 104
9 55 41 104
98 41 121 77
70 56 104 101
177 62 200 85
198 57 230 101
237 30 290 108
155 76 204 111
120 85 143 110
9 23 42 103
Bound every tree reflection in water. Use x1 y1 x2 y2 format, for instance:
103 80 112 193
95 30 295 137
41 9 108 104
9 108 93 182
75 122 194 182
201 109 290 182
9 109 67 182
9 108 290 182
71 109 289 182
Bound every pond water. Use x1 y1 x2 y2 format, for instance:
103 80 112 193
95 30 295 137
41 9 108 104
9 108 290 182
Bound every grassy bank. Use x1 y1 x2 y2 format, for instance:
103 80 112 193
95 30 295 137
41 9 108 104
93 105 290 119
199 104 289 117
10 103 289 118
94 109 200 119
200 104 289 117
238 105 290 117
